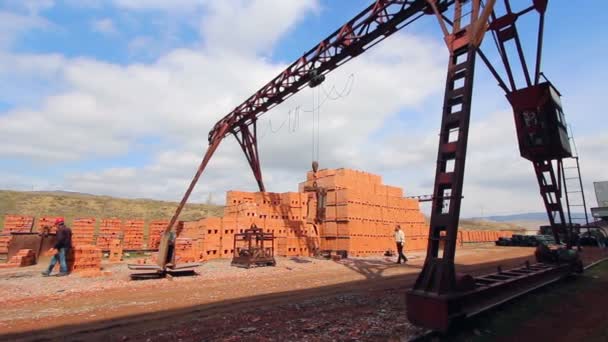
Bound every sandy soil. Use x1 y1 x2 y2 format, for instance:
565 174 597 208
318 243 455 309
0 245 605 342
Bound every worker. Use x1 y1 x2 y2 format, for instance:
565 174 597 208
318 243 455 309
394 225 407 264
41 218 72 277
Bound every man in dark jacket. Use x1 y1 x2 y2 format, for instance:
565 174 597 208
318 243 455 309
42 218 72 276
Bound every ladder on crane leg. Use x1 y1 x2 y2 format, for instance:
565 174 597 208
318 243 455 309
561 156 591 234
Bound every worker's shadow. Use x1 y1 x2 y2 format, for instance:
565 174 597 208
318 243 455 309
335 258 423 280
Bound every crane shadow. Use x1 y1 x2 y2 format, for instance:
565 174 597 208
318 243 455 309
335 257 424 280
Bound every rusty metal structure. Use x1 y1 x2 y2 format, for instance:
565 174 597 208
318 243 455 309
4 231 56 264
128 231 200 280
163 0 584 331
231 224 276 268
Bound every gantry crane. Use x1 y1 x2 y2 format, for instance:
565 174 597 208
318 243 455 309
157 0 583 330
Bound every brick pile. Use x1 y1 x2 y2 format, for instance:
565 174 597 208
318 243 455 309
222 191 313 257
299 168 427 257
123 219 144 250
2 215 34 233
0 249 36 269
461 230 512 243
148 220 169 250
72 218 96 246
10 249 36 266
173 217 223 263
35 216 63 233
0 235 12 255
96 218 123 250
54 244 102 273
108 239 123 262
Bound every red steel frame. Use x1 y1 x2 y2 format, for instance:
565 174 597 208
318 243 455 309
166 0 453 233
165 0 578 331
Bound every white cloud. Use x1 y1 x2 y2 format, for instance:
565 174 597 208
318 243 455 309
200 0 319 55
91 18 118 35
111 0 204 11
0 11 50 47
2 0 606 220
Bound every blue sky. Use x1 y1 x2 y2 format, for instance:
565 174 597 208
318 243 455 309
0 0 607 217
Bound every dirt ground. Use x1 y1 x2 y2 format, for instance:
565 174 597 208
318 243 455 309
0 245 606 342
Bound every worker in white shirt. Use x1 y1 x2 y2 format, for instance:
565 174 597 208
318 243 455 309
394 225 407 264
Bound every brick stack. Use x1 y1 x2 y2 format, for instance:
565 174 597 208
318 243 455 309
299 168 427 257
123 219 144 250
174 238 206 263
36 217 63 233
172 168 433 260
222 190 313 257
461 230 513 243
109 239 123 262
72 218 96 246
96 218 123 250
0 235 12 255
54 244 102 273
173 217 223 263
148 220 169 250
2 215 34 233
8 249 36 267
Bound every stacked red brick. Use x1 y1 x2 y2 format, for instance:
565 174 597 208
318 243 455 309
222 191 314 257
123 219 144 250
36 216 63 233
299 168 427 257
53 245 102 273
148 220 169 250
2 215 34 233
72 218 96 246
0 235 12 255
174 217 223 263
108 239 123 262
461 230 513 243
6 249 36 268
96 218 123 250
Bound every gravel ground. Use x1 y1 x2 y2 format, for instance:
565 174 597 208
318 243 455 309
2 245 598 341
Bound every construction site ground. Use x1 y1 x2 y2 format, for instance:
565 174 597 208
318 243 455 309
1 245 607 342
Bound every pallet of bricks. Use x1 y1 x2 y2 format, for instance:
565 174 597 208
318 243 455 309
72 218 96 246
123 219 144 250
96 218 123 250
302 168 427 257
36 216 63 234
172 217 224 263
277 192 313 257
223 191 315 258
53 245 102 274
2 215 34 234
148 220 169 250
0 235 12 262
0 249 36 269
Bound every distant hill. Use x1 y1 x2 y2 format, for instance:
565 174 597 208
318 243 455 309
469 213 550 222
458 219 527 232
0 190 224 229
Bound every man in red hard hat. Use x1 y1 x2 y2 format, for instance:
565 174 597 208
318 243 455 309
42 218 72 277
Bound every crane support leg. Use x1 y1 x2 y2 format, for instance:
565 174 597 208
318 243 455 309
165 124 230 234
233 121 266 192
533 159 568 245
415 44 477 294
